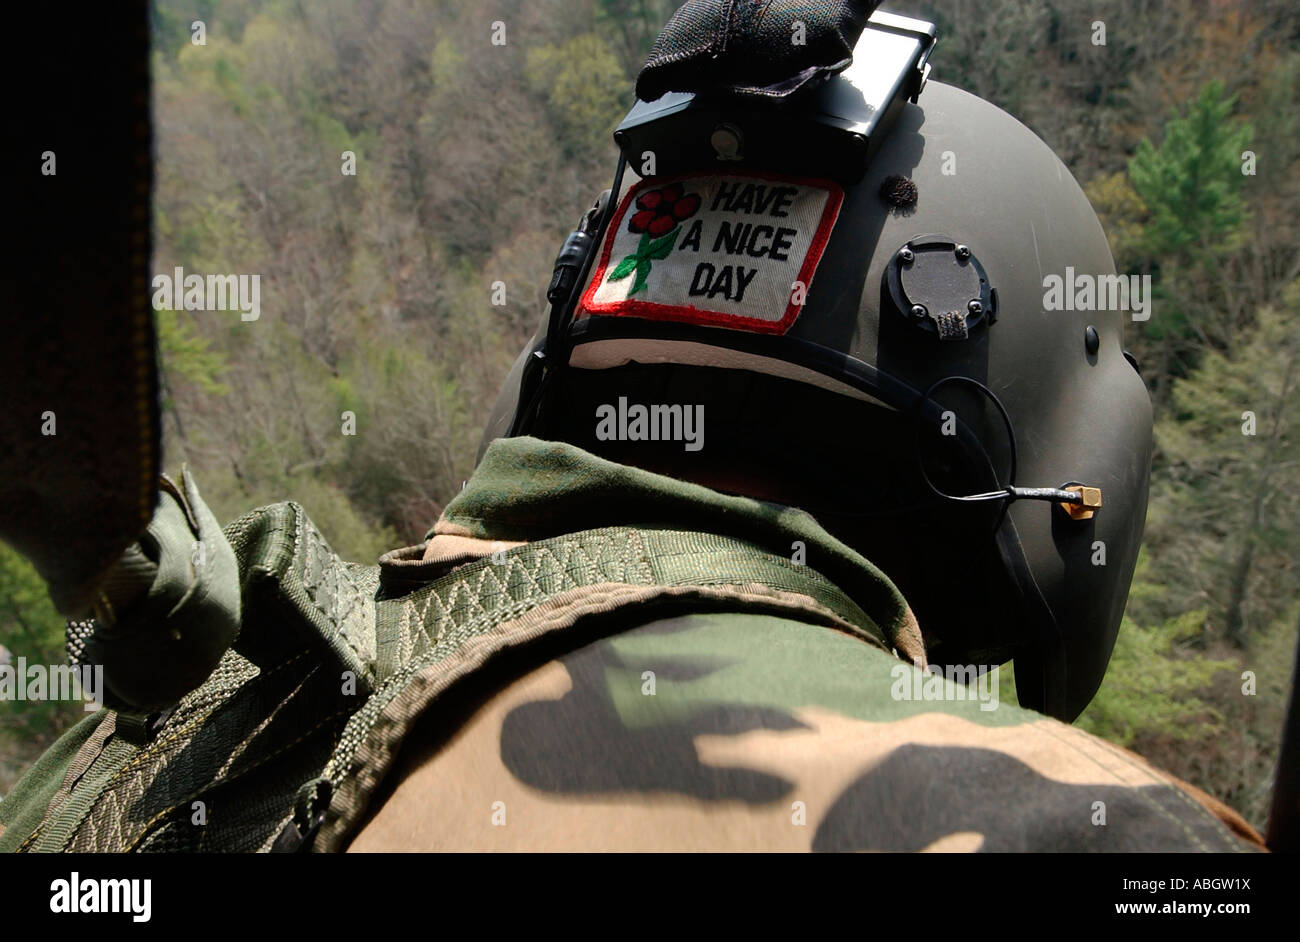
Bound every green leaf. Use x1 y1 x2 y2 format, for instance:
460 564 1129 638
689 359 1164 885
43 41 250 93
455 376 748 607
609 232 652 282
629 261 651 295
609 253 639 281
643 227 681 261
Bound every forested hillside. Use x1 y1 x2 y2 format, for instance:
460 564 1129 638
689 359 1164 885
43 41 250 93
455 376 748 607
3 0 1298 831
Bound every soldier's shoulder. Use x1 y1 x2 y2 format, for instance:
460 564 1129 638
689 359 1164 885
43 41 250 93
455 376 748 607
351 611 1265 851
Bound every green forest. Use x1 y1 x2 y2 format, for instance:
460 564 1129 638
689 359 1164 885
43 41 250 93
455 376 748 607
2 0 1299 833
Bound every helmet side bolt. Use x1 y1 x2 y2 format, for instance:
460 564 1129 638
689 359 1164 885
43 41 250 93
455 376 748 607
711 123 744 161
1085 325 1100 355
968 300 983 317
955 244 971 259
910 304 928 320
898 247 914 265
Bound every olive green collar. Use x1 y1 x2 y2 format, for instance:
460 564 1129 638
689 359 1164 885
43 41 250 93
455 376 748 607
434 437 924 657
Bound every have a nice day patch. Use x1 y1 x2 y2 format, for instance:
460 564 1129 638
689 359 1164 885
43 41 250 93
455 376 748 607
579 172 843 334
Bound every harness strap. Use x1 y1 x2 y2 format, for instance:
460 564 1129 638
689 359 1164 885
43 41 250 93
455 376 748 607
313 525 885 850
13 511 884 853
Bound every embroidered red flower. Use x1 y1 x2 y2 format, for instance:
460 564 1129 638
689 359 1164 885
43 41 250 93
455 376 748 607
609 182 703 296
627 183 701 237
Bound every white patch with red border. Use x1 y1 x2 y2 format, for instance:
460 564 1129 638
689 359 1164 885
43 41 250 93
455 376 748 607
578 172 843 335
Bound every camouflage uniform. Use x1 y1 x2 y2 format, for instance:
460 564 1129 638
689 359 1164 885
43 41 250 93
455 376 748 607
0 438 1263 852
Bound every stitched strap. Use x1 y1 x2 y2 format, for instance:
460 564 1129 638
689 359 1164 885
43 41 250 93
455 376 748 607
15 502 375 854
14 517 879 853
236 502 379 692
375 525 883 681
314 525 884 849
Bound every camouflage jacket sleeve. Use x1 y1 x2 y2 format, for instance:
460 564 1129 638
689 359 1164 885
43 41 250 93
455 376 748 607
348 610 1264 852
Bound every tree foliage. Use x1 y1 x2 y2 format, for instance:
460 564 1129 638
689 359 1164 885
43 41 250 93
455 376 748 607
0 545 82 788
1129 81 1252 262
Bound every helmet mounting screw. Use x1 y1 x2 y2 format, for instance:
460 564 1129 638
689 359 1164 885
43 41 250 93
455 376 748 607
968 300 983 316
898 247 914 265
1085 325 1100 355
710 123 744 162
955 244 970 259
910 304 928 320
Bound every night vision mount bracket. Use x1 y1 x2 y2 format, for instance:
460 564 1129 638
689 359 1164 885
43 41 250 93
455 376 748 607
611 10 938 185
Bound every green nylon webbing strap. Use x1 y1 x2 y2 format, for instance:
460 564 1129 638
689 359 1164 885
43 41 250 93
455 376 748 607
236 501 378 691
309 525 886 849
374 525 886 682
12 514 885 853
27 738 142 853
